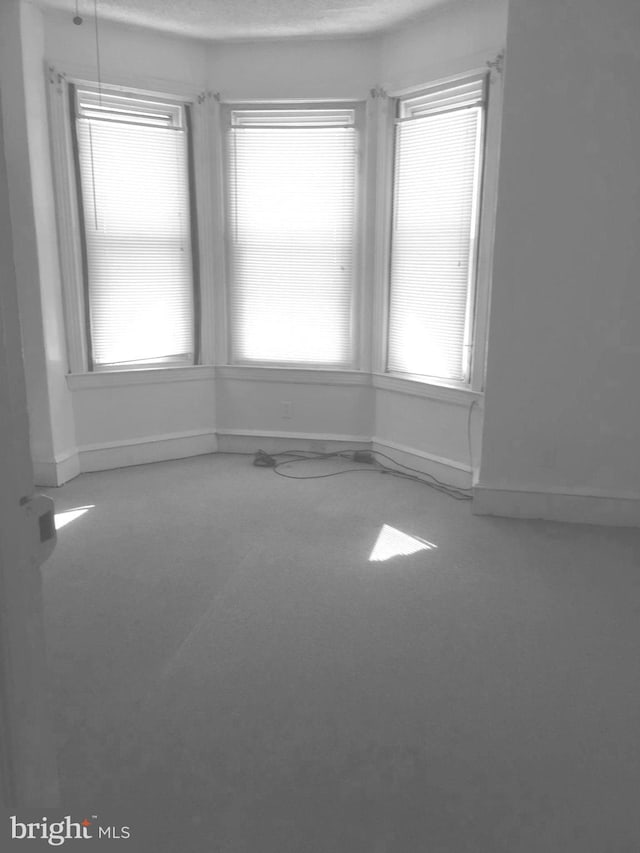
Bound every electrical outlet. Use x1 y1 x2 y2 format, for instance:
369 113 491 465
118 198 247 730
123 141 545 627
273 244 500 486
281 401 292 419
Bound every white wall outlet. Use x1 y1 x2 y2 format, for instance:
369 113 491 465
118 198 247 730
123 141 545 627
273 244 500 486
281 401 293 419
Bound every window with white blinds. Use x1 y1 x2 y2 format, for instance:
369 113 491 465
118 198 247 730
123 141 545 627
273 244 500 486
387 75 486 383
226 107 358 366
73 86 195 371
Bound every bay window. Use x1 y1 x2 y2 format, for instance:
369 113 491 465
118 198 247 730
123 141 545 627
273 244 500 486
50 69 496 391
386 75 487 384
72 86 196 371
224 106 360 367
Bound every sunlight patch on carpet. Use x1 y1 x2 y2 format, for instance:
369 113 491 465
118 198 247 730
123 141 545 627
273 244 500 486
55 505 94 530
368 524 437 562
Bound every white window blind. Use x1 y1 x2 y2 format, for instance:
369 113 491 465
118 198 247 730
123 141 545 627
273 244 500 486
74 87 195 371
226 107 357 366
387 76 486 383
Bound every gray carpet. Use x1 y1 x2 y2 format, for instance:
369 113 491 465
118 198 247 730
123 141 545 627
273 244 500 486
42 454 640 852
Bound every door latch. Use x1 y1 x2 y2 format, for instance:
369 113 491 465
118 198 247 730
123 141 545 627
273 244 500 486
19 493 57 567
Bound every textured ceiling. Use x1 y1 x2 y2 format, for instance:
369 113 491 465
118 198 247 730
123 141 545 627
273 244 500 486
39 0 452 40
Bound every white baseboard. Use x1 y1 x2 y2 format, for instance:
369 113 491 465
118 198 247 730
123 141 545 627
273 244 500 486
371 437 472 490
33 449 80 487
31 427 640 529
216 429 370 456
78 430 218 474
473 484 640 527
66 429 470 490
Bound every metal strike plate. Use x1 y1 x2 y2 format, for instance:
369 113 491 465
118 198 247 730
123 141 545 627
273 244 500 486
20 493 57 567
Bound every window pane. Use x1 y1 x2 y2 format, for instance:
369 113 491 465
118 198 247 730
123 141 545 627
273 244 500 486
388 104 483 382
75 94 194 370
227 116 356 366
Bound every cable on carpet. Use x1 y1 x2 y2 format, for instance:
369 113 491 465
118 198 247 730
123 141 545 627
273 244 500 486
250 448 473 501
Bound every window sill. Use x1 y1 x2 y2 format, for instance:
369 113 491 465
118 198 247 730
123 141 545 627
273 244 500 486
216 365 370 386
372 372 482 407
66 365 483 407
66 364 216 390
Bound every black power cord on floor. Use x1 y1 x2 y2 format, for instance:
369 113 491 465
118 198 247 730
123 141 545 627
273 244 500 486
251 448 473 502
253 449 278 467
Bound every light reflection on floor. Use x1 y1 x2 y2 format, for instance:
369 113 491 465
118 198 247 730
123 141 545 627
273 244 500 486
368 523 437 562
54 505 94 530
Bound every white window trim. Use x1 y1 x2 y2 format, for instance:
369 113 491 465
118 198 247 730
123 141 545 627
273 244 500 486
46 63 217 373
48 60 502 402
47 64 88 373
66 364 216 390
372 62 505 396
216 364 370 387
219 99 366 370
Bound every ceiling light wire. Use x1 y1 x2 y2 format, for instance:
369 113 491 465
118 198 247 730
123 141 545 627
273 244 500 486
89 0 103 229
93 0 103 106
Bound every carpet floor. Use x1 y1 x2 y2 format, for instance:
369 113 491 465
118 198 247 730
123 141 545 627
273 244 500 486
41 453 640 852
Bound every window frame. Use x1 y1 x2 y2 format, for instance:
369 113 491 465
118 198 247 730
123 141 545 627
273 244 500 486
375 67 504 395
47 62 502 394
47 66 213 375
220 100 366 370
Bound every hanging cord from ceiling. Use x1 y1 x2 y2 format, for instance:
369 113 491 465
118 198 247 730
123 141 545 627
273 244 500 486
93 0 103 104
71 1 104 229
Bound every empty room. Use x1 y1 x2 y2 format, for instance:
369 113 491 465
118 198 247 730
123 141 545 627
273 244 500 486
1 0 640 850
